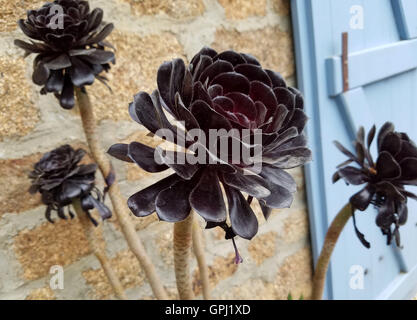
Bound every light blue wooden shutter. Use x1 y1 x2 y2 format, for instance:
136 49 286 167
291 0 417 299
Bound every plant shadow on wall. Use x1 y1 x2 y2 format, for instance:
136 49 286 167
13 0 313 301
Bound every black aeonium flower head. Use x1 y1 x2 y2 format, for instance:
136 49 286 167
15 0 115 109
29 144 111 225
333 123 417 247
108 47 311 256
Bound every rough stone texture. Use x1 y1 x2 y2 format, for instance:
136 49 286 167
275 247 313 299
248 231 278 266
83 250 145 299
218 246 313 300
218 0 267 20
289 167 306 191
25 287 56 300
0 56 39 141
155 225 175 267
192 253 238 296
212 27 295 78
0 153 42 217
220 278 277 300
14 218 92 280
120 0 205 19
1 0 317 300
280 209 309 244
89 31 186 122
0 0 44 32
272 0 291 16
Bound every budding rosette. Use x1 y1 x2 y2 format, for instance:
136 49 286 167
334 123 417 247
29 145 111 225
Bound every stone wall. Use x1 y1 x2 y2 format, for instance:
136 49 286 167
0 0 313 300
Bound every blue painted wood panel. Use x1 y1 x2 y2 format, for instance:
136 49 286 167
326 39 417 96
291 0 417 299
392 0 417 39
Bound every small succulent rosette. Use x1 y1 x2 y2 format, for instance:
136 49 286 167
29 145 111 225
108 47 311 258
333 123 417 247
15 0 115 109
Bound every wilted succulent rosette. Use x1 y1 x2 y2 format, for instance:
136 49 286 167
108 47 311 250
15 0 115 109
333 123 417 247
29 144 111 225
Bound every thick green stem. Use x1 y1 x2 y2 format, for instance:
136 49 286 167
72 199 127 300
311 203 353 300
75 88 168 300
174 213 194 300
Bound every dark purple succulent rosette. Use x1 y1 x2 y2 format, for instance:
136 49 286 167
333 123 417 247
108 47 311 252
29 144 111 225
15 0 115 109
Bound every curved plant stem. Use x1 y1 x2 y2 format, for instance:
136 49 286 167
174 213 194 300
75 88 168 300
312 203 352 300
192 220 211 300
72 199 127 300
